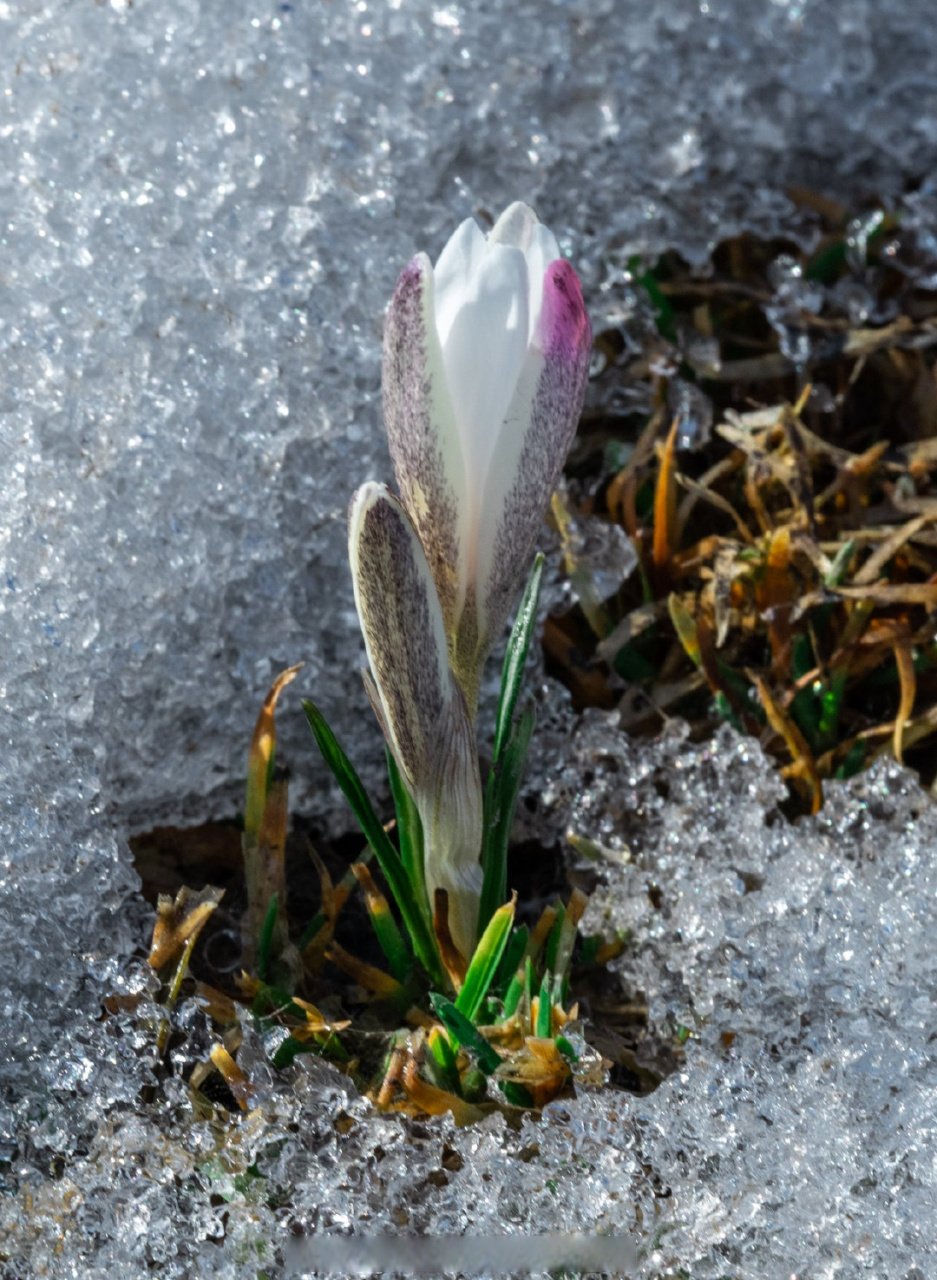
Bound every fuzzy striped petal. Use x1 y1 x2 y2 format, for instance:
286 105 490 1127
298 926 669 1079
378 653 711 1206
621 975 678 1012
349 482 484 959
465 259 592 674
382 254 469 638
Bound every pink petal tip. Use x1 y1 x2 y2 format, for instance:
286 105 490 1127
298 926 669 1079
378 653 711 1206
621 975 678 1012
539 259 591 360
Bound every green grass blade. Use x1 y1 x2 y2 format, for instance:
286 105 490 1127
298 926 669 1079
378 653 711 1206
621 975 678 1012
250 981 313 1023
455 896 516 1023
476 555 543 940
535 972 553 1038
302 699 444 986
500 1081 535 1108
385 747 428 921
818 668 848 742
555 1034 579 1064
578 933 603 967
552 890 586 988
544 902 566 974
426 1026 463 1095
257 892 279 983
492 554 544 766
496 924 528 992
512 956 535 1029
272 1031 349 1071
430 993 501 1075
478 702 536 933
355 868 413 982
501 969 524 1020
825 539 856 587
835 738 867 779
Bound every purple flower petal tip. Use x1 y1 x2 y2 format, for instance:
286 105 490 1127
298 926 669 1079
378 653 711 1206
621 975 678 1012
539 259 591 360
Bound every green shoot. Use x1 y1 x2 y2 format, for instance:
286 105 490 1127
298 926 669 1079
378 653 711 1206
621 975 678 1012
430 993 501 1075
352 862 413 982
535 973 553 1037
492 554 545 764
477 556 544 935
456 895 516 1022
385 748 429 922
303 698 445 987
426 1025 463 1095
257 892 279 983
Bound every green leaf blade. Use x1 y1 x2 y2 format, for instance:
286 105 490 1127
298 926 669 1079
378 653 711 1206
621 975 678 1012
257 892 279 983
430 993 501 1075
456 896 516 1023
492 554 544 766
386 747 428 922
478 701 536 934
302 698 444 987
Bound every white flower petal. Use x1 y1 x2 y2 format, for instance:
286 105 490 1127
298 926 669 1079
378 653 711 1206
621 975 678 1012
489 203 561 341
437 241 530 554
488 200 539 251
524 222 562 340
433 216 487 348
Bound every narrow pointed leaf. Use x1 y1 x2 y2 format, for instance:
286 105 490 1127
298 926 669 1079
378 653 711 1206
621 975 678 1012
298 843 373 953
386 747 428 921
401 1057 485 1127
243 663 303 840
552 889 588 984
302 698 444 986
535 973 553 1038
499 1081 535 1108
426 1025 463 1095
496 924 529 992
352 862 413 981
754 676 823 815
492 554 545 765
478 702 536 933
456 894 516 1022
555 1034 579 1064
652 416 679 582
544 902 566 975
257 892 279 983
501 972 524 1021
430 993 501 1075
243 665 301 972
892 635 916 764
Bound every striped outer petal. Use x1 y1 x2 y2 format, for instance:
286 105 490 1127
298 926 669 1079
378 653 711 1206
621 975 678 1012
382 254 468 641
455 258 592 697
349 482 483 960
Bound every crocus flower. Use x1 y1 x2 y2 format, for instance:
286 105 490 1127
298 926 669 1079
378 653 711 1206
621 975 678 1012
349 481 483 960
349 204 590 961
382 201 592 711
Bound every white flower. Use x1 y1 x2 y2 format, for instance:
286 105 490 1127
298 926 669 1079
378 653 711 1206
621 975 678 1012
348 481 483 960
348 204 591 961
382 201 592 711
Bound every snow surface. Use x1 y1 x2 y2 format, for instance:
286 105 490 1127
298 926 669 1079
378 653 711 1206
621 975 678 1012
2 0 937 1274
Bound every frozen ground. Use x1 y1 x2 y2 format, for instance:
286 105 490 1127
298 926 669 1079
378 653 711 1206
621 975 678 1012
2 0 937 1274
